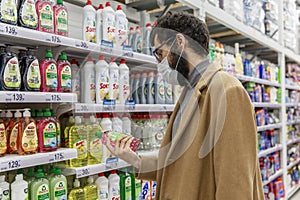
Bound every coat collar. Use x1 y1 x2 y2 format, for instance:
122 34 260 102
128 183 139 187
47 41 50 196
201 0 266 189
161 62 222 163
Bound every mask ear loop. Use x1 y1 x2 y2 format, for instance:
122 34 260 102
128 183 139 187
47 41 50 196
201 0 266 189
174 43 185 71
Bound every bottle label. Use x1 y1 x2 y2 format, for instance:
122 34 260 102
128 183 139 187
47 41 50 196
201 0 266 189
103 15 115 43
109 72 119 100
3 57 21 88
141 181 151 200
54 181 67 200
73 139 87 159
37 183 49 200
90 137 103 162
43 122 57 148
110 183 120 199
85 15 96 42
136 36 142 53
60 65 71 89
20 0 38 27
120 73 130 101
40 3 53 29
27 59 41 89
135 181 141 199
99 72 109 101
89 73 96 102
152 182 157 199
0 0 17 22
22 122 38 152
46 63 58 88
125 177 132 200
72 74 80 98
166 84 172 98
56 8 68 33
151 84 155 96
2 188 9 200
99 186 108 199
57 122 61 146
10 123 18 151
159 82 165 98
0 123 7 154
116 18 128 46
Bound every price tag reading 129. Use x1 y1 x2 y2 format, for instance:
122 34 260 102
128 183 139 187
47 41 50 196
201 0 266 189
0 160 22 171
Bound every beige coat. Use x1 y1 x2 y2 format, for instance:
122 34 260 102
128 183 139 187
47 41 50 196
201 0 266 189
137 62 264 200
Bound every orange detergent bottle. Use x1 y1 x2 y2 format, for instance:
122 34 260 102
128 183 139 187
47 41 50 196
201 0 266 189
8 110 22 154
0 110 7 157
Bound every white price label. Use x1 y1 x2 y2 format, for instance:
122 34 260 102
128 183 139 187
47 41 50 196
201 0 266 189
77 168 90 178
75 40 89 49
5 93 26 102
0 160 22 171
105 157 119 169
79 105 89 112
122 50 134 58
45 94 62 102
46 35 62 44
3 25 18 36
100 46 113 54
49 152 65 162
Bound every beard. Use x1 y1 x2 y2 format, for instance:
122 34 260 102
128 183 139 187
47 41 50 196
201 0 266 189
169 51 190 86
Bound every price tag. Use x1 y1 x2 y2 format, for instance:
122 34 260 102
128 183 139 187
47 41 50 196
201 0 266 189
45 94 62 102
0 160 22 171
46 35 62 44
49 152 65 162
105 157 119 169
5 93 26 102
100 40 113 54
2 25 18 36
75 40 89 49
77 168 90 178
122 45 134 58
79 105 89 112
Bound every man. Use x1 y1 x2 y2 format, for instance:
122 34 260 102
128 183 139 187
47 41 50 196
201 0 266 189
106 11 264 199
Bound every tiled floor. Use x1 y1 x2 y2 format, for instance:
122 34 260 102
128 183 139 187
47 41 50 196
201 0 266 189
290 189 300 200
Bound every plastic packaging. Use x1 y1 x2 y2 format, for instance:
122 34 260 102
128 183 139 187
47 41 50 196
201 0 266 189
234 43 243 75
115 5 128 48
83 0 96 42
18 0 38 29
36 0 54 32
57 52 72 92
81 57 96 103
165 82 173 104
100 113 112 163
101 131 140 152
139 70 147 104
84 176 98 200
143 23 152 55
71 59 80 100
8 110 22 154
120 172 132 200
154 72 165 104
122 113 131 135
0 0 17 24
112 114 123 133
132 72 140 104
108 58 119 102
133 26 142 53
49 167 67 200
95 55 109 104
0 112 7 156
102 2 115 44
119 59 130 104
0 175 10 200
51 109 61 148
53 0 68 36
128 27 135 47
108 170 120 200
87 115 103 165
95 173 109 200
68 179 84 200
40 50 58 92
11 174 28 200
96 4 104 44
30 169 50 200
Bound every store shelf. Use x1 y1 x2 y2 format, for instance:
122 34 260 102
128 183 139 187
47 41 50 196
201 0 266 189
232 74 280 87
258 145 283 158
257 124 282 132
286 84 300 91
0 22 156 65
63 158 131 178
263 169 283 186
287 184 300 199
74 103 175 113
253 102 281 108
0 148 77 173
0 91 77 103
287 138 300 146
286 120 300 126
287 158 300 170
286 102 300 107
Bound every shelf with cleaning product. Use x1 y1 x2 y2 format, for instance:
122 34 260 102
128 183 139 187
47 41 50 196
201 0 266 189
0 148 77 173
287 158 300 170
257 123 282 132
287 138 300 146
286 102 300 107
263 169 283 186
258 144 283 158
288 184 300 199
286 120 300 126
286 85 300 91
252 102 281 108
232 74 280 87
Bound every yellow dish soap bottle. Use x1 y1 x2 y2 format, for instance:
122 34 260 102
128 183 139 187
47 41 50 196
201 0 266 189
234 43 244 75
87 115 103 165
84 176 98 200
69 116 88 167
68 179 84 200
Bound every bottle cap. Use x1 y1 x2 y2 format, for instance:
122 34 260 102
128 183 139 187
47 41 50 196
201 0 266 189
74 179 80 188
5 110 13 118
44 108 51 117
71 59 77 65
15 174 23 181
86 0 92 5
27 168 35 177
69 116 75 124
31 110 36 117
98 4 104 9
49 165 55 174
17 169 24 174
57 0 63 5
122 113 130 118
146 23 152 27
75 116 82 124
54 166 61 175
112 113 118 118
14 110 22 118
36 169 44 179
105 2 111 7
87 57 93 62
136 26 140 30
120 59 126 64
0 175 5 182
117 5 122 10
110 58 116 62
99 172 105 177
99 55 106 61
50 109 55 117
90 115 97 123
23 109 31 117
111 170 117 174
59 52 67 60
88 176 94 183
45 50 53 59
130 27 134 31
102 113 110 118
36 109 44 117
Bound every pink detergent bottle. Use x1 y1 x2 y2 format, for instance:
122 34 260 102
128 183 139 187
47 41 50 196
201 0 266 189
53 0 68 36
36 0 54 33
40 50 58 92
57 52 71 93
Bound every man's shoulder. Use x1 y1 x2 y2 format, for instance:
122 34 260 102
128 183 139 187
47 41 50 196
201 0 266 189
209 70 244 92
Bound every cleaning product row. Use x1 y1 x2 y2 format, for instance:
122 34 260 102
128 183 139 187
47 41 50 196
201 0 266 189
0 166 67 200
80 56 129 105
243 82 279 104
0 108 61 157
264 177 285 200
287 164 300 194
0 47 72 92
0 0 68 35
260 151 281 182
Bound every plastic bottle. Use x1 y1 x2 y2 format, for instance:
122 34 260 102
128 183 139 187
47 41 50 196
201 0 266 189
132 72 140 104
50 109 61 148
37 108 57 152
102 2 115 44
108 58 119 102
63 116 74 150
26 168 36 184
108 170 120 200
0 111 7 157
53 0 68 36
122 113 131 135
19 108 38 155
95 173 109 200
47 165 56 180
84 176 98 200
139 71 147 104
40 50 58 92
95 55 109 104
0 47 21 91
0 0 18 25
19 49 41 91
11 174 28 200
96 4 104 44
49 167 67 200
82 0 96 42
0 175 9 200
235 43 244 75
129 72 135 101
100 113 112 162
165 82 173 104
154 72 165 104
87 115 103 165
8 110 22 154
119 59 130 104
128 27 135 47
115 5 128 48
71 59 81 100
30 169 50 200
0 187 2 200
68 179 84 200
112 114 123 133
81 57 96 103
143 23 152 55
120 172 132 200
5 110 13 146
36 0 54 33
68 116 88 167
18 0 38 29
146 70 155 104
133 26 142 53
57 52 72 93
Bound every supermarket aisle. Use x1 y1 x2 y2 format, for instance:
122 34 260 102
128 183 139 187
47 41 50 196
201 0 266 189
290 190 300 200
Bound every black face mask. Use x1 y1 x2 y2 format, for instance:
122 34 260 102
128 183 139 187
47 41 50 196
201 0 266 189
169 49 190 86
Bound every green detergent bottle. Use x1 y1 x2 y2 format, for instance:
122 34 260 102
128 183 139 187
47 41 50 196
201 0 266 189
49 166 67 200
30 169 50 200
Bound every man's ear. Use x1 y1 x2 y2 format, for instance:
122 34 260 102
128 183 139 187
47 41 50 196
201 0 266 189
176 33 186 48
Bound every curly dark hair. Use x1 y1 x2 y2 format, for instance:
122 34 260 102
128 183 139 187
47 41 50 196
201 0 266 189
150 11 210 56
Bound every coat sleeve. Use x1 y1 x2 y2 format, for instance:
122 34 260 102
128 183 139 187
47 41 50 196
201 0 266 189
135 155 158 181
213 85 262 199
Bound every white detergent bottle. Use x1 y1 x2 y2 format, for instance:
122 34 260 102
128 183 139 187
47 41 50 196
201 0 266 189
108 58 119 103
11 174 28 200
139 71 147 104
128 27 135 47
133 72 140 104
154 72 165 104
143 23 152 55
81 57 96 103
83 0 96 43
146 70 155 104
133 26 142 53
115 5 128 49
71 59 81 101
119 59 130 104
108 170 120 200
95 173 109 200
112 114 123 133
100 113 112 162
96 4 104 44
122 113 131 135
95 55 109 104
102 2 116 44
0 176 10 200
165 82 173 104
